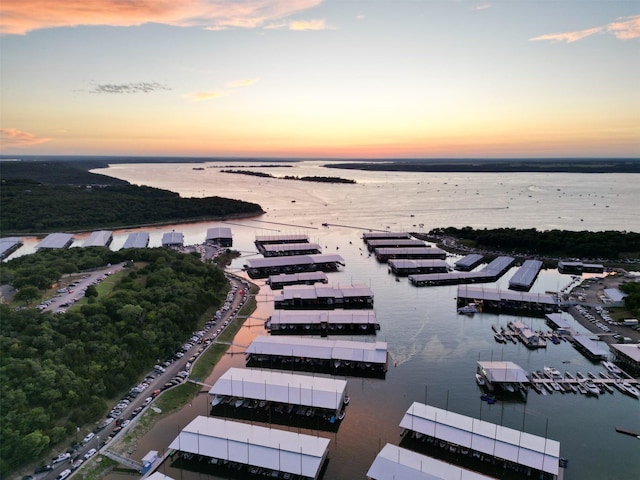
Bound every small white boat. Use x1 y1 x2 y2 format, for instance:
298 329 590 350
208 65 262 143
602 361 622 375
620 382 640 398
343 396 350 406
544 366 562 379
234 398 244 408
475 373 486 386
494 333 506 343
210 395 224 407
458 303 479 315
581 380 600 396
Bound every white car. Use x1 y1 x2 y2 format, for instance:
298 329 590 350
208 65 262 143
56 469 71 480
84 448 97 460
52 453 71 464
82 432 95 444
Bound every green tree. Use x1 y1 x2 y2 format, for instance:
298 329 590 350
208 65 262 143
14 286 40 305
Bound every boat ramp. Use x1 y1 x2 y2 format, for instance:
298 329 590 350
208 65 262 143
168 416 330 480
245 335 388 377
266 271 328 290
266 309 380 335
409 256 515 287
273 283 374 309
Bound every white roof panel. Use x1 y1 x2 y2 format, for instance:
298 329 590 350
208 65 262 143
269 309 378 326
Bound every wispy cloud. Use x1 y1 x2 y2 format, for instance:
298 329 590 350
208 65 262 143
474 3 492 11
185 90 227 101
90 82 171 94
265 18 332 30
226 77 260 88
531 15 640 43
0 128 51 147
0 0 323 36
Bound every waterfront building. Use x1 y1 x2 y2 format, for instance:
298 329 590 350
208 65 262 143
206 227 232 247
557 261 604 274
161 231 184 248
35 233 74 250
388 259 449 276
609 343 640 374
508 259 543 291
510 320 547 349
83 230 113 248
456 285 558 316
571 335 609 361
122 232 150 249
168 416 330 480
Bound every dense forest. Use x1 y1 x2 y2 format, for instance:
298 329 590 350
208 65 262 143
620 282 640 317
427 227 640 260
0 248 228 476
1 179 264 234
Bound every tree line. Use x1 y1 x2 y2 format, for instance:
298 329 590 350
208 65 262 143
428 227 640 260
0 247 228 476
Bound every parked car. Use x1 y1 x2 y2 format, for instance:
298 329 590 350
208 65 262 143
82 432 95 444
83 448 97 460
52 453 70 464
55 470 71 480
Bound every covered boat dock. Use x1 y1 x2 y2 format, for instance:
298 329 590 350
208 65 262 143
476 361 530 394
266 271 328 290
122 232 150 249
0 237 22 259
255 233 309 246
366 239 425 252
206 227 232 247
274 284 374 309
35 233 74 250
557 261 604 274
399 402 564 480
266 309 380 335
366 443 497 480
571 335 609 360
610 343 640 374
83 230 113 248
362 231 410 243
161 231 184 248
456 285 558 316
168 416 330 480
454 254 484 271
409 256 515 287
388 259 449 276
508 259 543 291
260 242 322 257
244 254 345 279
246 335 388 376
375 247 447 263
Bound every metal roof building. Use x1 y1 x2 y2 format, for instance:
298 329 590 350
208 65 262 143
374 247 447 262
274 284 374 309
208 368 347 414
168 416 330 480
122 232 150 249
161 231 184 247
244 254 345 279
454 254 484 271
572 335 609 360
266 309 380 335
477 361 530 386
366 443 497 480
610 343 640 373
362 231 410 243
388 259 449 276
366 239 425 252
508 259 543 291
246 336 388 369
206 227 233 247
35 233 74 250
399 402 563 479
255 234 309 245
260 242 322 256
83 230 113 247
266 272 328 290
0 237 22 259
456 285 557 316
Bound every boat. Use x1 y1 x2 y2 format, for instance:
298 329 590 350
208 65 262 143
576 371 587 380
475 373 486 386
457 303 479 315
602 361 622 375
234 398 244 408
494 333 506 343
480 393 496 404
210 395 224 407
620 381 640 398
544 366 562 379
565 371 575 380
337 410 346 421
503 383 515 393
343 396 350 406
581 380 600 396
550 381 563 393
576 383 588 395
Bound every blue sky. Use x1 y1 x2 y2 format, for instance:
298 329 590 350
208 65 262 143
1 0 638 158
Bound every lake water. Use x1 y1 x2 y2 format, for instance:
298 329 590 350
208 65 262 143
33 162 640 479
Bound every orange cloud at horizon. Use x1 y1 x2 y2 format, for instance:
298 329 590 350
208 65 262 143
0 0 323 35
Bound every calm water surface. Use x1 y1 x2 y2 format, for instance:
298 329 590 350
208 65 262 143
33 162 640 479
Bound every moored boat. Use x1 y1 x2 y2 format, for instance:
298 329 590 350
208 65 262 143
494 333 506 343
602 361 622 375
620 381 640 398
458 303 479 315
475 373 486 386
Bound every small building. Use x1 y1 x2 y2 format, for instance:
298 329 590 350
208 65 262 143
83 230 113 248
206 227 232 247
367 443 497 480
274 284 374 309
35 233 74 250
168 416 330 480
122 232 150 249
140 451 159 475
603 288 627 307
545 313 572 335
510 320 547 349
161 231 184 248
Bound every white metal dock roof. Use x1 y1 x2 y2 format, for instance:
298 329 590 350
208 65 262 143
457 286 557 305
161 231 184 246
477 361 530 384
508 260 543 289
267 272 328 285
246 336 387 364
274 284 373 301
206 227 232 240
83 230 113 247
388 259 449 269
545 313 572 330
35 233 74 249
454 254 484 269
362 231 410 241
269 309 379 327
399 403 561 476
122 232 149 249
262 242 321 253
0 237 22 258
572 335 609 357
367 443 498 480
375 247 446 256
255 234 309 243
168 416 329 480
245 254 345 269
208 368 347 411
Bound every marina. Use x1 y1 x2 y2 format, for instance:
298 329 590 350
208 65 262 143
245 335 388 377
409 256 515 287
273 284 374 310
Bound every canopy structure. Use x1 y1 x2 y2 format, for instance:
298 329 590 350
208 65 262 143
168 416 329 480
266 309 380 334
399 403 561 478
366 443 497 480
206 227 232 246
161 231 183 247
35 233 74 249
247 336 387 365
477 361 530 385
83 230 113 247
122 232 150 249
274 284 374 309
209 368 347 413
508 259 543 291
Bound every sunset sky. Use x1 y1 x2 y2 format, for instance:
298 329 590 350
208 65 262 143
1 0 638 158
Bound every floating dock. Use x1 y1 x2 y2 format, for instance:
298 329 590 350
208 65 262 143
266 271 328 290
454 254 484 271
456 285 558 316
246 336 388 376
274 284 374 309
399 402 565 480
169 416 330 480
409 256 515 287
244 254 345 279
255 233 309 247
508 259 543 291
366 239 425 252
362 231 411 243
388 259 449 276
375 247 447 263
260 242 322 257
266 309 380 335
